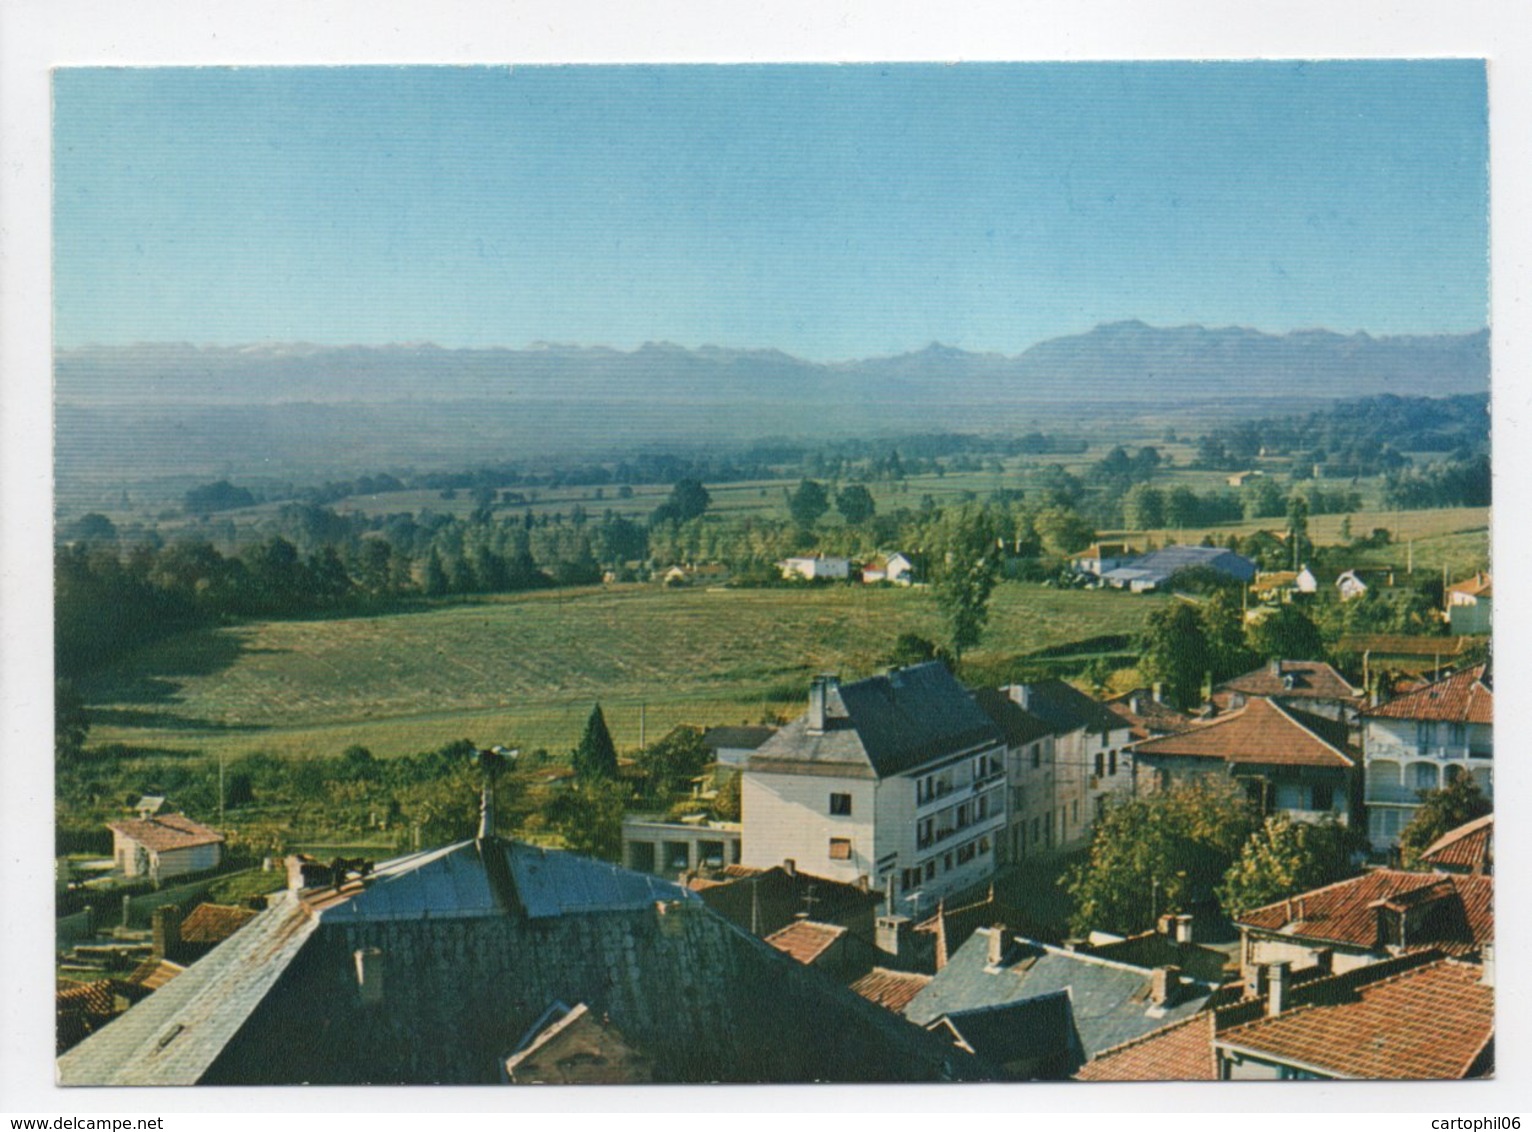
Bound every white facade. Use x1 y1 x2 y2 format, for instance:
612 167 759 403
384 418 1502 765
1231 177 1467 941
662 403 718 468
743 741 1006 916
1364 715 1493 848
1050 722 1136 850
1004 734 1058 862
112 835 221 882
779 556 852 581
621 816 743 876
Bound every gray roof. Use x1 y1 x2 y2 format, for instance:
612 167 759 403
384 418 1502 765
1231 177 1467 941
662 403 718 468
56 838 698 1085
57 890 321 1086
749 662 1004 780
1008 679 1125 738
1100 545 1257 587
701 726 778 751
904 931 1217 1067
938 992 1072 1066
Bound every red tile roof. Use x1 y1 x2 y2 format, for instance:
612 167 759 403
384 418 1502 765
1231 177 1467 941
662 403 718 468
764 919 847 965
1104 690 1197 741
179 902 259 944
1130 697 1356 769
1364 665 1492 724
1236 869 1492 957
849 967 933 1014
1447 573 1492 599
1216 958 1493 1079
1076 1013 1217 1081
1421 815 1493 873
125 958 186 990
1215 660 1361 704
106 812 223 853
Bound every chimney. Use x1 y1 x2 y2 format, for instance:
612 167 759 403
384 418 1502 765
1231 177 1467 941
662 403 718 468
1269 657 1282 678
1010 684 1032 711
151 905 182 963
1267 961 1291 1017
1174 914 1194 945
876 913 913 964
1130 693 1144 716
985 924 1008 968
1244 963 1268 1000
1151 965 1181 1007
808 675 836 734
1481 943 1495 989
1157 913 1176 936
1151 682 1164 705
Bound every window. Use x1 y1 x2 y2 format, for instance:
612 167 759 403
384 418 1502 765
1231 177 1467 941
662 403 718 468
1415 721 1438 752
943 852 953 871
1109 750 1118 776
1072 800 1079 824
1101 732 1109 748
829 792 852 816
1031 744 1041 770
1410 762 1439 791
1448 723 1467 748
925 860 936 881
829 838 852 861
1312 783 1334 811
977 794 988 820
1094 752 1105 777
956 841 977 865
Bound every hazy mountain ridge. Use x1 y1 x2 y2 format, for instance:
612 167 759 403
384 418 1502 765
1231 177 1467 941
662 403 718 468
56 322 1489 408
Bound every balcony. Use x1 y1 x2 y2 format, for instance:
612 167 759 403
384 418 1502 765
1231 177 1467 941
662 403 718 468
1366 783 1426 805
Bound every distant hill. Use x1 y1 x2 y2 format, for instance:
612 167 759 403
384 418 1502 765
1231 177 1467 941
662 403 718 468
56 322 1488 408
52 323 1489 490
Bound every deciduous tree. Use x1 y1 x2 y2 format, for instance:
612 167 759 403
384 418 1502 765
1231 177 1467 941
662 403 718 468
1217 815 1360 916
1397 773 1491 868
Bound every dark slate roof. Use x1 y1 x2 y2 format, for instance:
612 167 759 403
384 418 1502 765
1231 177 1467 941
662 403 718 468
749 662 1003 780
1008 680 1125 738
701 726 778 752
971 688 1054 747
904 931 1217 1065
936 992 1072 1066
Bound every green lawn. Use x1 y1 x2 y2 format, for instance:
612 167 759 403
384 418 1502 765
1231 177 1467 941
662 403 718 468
82 582 1165 763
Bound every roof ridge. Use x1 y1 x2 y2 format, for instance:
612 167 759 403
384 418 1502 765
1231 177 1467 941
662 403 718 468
1267 699 1357 765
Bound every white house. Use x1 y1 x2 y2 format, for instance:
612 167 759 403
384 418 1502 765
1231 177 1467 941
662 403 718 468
1335 570 1369 601
1361 664 1492 848
999 680 1135 852
779 556 851 581
1446 572 1492 636
972 688 1057 864
742 662 1007 916
108 812 224 883
862 552 916 585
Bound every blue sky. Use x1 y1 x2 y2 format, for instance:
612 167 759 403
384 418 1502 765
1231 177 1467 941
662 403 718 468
53 62 1488 360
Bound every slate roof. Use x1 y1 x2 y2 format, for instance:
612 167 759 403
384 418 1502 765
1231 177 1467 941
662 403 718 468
850 968 933 1014
915 892 1045 968
1421 814 1493 873
1215 660 1361 704
1130 697 1356 769
971 687 1054 747
106 813 224 853
748 662 1003 780
179 903 259 944
1100 546 1257 588
1008 679 1124 738
904 930 1218 1066
1075 1013 1218 1081
764 919 847 965
933 993 1072 1067
1216 957 1493 1079
1364 664 1492 724
701 726 777 752
1235 869 1492 957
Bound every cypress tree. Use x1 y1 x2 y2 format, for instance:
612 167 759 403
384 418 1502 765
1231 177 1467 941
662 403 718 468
572 704 619 782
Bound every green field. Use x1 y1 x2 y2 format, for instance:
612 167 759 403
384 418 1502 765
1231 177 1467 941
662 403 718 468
81 582 1166 763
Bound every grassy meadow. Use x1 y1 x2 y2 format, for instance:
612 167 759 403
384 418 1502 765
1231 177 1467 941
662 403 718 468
80 582 1166 764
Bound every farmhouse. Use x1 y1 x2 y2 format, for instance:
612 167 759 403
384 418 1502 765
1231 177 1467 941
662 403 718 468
1071 542 1138 577
107 811 223 883
862 552 917 585
1360 664 1492 848
741 663 1007 915
1130 698 1360 826
778 555 851 581
1099 545 1257 592
1445 571 1491 635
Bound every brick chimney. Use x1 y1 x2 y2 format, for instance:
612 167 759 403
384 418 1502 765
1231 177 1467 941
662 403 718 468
876 913 913 964
1267 961 1291 1017
151 904 182 963
985 924 1008 968
1151 965 1181 1007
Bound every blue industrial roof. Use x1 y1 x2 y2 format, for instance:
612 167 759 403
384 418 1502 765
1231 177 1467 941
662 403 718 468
1100 545 1256 588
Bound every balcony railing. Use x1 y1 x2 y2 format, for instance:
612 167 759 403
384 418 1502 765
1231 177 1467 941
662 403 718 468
1366 784 1426 805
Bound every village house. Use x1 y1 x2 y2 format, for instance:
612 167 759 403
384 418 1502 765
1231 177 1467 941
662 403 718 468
1000 680 1134 852
1234 867 1492 977
620 814 743 876
1130 697 1360 826
1419 813 1492 875
862 551 916 585
777 555 851 581
904 927 1222 1079
1070 542 1138 577
701 724 777 770
58 819 981 1084
1445 571 1492 636
107 805 224 884
1252 566 1318 604
1360 664 1492 848
1098 545 1257 593
1211 658 1364 725
741 663 1008 916
1103 687 1196 742
971 687 1057 865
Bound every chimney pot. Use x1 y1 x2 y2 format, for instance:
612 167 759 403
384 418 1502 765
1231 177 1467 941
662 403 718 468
1151 965 1181 1007
783 858 796 878
986 924 1007 967
876 913 913 961
1174 914 1194 945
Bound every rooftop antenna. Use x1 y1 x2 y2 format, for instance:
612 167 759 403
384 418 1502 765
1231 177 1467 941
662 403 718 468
472 746 519 841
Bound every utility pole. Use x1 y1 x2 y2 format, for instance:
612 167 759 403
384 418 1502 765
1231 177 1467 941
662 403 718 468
218 752 225 824
639 703 647 749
